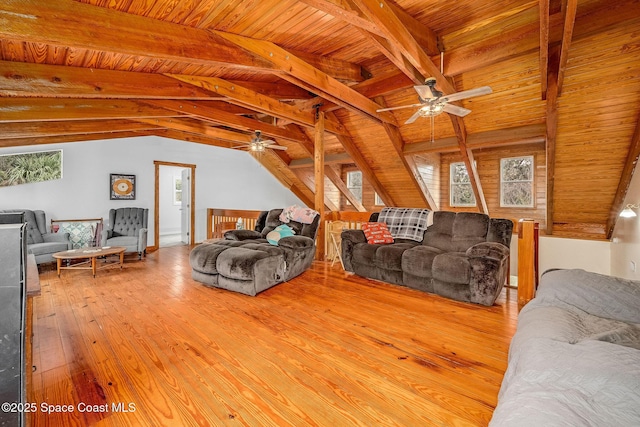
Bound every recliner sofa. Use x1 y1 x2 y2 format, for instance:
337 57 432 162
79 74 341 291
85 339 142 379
0 209 72 265
189 208 320 296
341 211 513 306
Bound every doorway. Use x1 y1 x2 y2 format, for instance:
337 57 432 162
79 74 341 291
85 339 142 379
153 161 196 251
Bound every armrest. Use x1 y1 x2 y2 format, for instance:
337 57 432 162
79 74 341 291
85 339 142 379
224 229 262 241
138 228 148 252
43 232 70 243
278 235 314 250
341 229 367 244
466 242 510 260
340 229 367 272
101 229 113 246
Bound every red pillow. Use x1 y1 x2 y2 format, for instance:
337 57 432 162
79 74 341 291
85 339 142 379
361 222 394 244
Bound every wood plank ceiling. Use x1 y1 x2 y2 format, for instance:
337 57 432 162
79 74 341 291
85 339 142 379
1 0 639 240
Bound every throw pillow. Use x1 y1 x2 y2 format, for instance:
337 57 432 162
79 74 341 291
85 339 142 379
361 222 394 244
266 224 295 246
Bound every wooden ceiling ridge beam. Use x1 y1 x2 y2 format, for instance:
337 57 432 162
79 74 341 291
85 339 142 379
350 0 453 93
298 0 439 55
166 74 349 136
213 31 397 126
606 111 640 239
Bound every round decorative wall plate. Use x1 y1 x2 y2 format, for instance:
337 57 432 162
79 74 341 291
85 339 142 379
110 174 136 200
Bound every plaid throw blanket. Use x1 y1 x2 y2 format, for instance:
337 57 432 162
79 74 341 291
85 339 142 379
377 207 430 242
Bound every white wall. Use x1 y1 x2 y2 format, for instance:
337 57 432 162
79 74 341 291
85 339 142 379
539 236 611 276
0 136 302 245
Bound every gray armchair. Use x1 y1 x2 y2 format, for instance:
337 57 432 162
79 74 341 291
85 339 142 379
0 209 72 265
101 207 148 259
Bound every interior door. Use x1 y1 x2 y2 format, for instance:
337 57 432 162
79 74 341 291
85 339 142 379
180 168 191 244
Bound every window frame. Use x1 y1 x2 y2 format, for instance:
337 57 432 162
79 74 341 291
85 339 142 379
172 175 182 206
346 170 363 205
449 162 476 207
500 155 535 208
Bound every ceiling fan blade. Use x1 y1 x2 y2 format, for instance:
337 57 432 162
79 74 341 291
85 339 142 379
404 109 424 124
442 86 492 103
377 103 423 112
443 103 472 117
267 145 288 151
413 85 438 100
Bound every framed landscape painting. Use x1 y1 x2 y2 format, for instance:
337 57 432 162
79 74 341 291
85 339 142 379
0 149 62 187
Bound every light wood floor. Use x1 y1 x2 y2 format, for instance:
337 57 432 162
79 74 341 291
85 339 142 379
29 245 518 426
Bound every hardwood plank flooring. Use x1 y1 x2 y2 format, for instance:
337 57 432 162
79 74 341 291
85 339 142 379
29 245 518 426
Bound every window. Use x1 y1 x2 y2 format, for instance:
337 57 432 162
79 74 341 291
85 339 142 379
346 170 362 204
374 192 384 206
173 176 182 205
501 156 534 207
450 162 476 207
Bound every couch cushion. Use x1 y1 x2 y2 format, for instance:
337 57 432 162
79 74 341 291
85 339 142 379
432 252 471 284
352 243 379 266
216 247 272 281
374 243 416 271
189 243 229 275
362 222 394 244
451 212 489 252
402 245 444 278
423 211 456 251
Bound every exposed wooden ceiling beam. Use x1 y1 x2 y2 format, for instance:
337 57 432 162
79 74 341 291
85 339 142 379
375 97 437 209
135 117 252 146
539 0 550 99
0 60 219 99
403 124 547 154
545 47 561 234
0 131 154 148
289 153 353 169
325 111 396 207
0 98 180 123
0 0 273 71
351 0 453 93
323 166 366 212
557 0 578 95
167 74 350 136
0 119 160 140
214 31 397 126
143 100 310 145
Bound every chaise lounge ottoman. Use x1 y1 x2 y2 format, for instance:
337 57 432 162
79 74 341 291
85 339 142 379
189 208 320 296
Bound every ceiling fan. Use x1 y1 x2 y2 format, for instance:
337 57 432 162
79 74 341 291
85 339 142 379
235 130 288 152
377 78 492 124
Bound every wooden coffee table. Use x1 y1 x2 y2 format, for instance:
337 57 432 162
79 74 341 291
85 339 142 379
53 246 126 277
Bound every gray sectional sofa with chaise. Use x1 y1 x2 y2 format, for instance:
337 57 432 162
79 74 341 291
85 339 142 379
341 210 513 306
189 208 320 296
